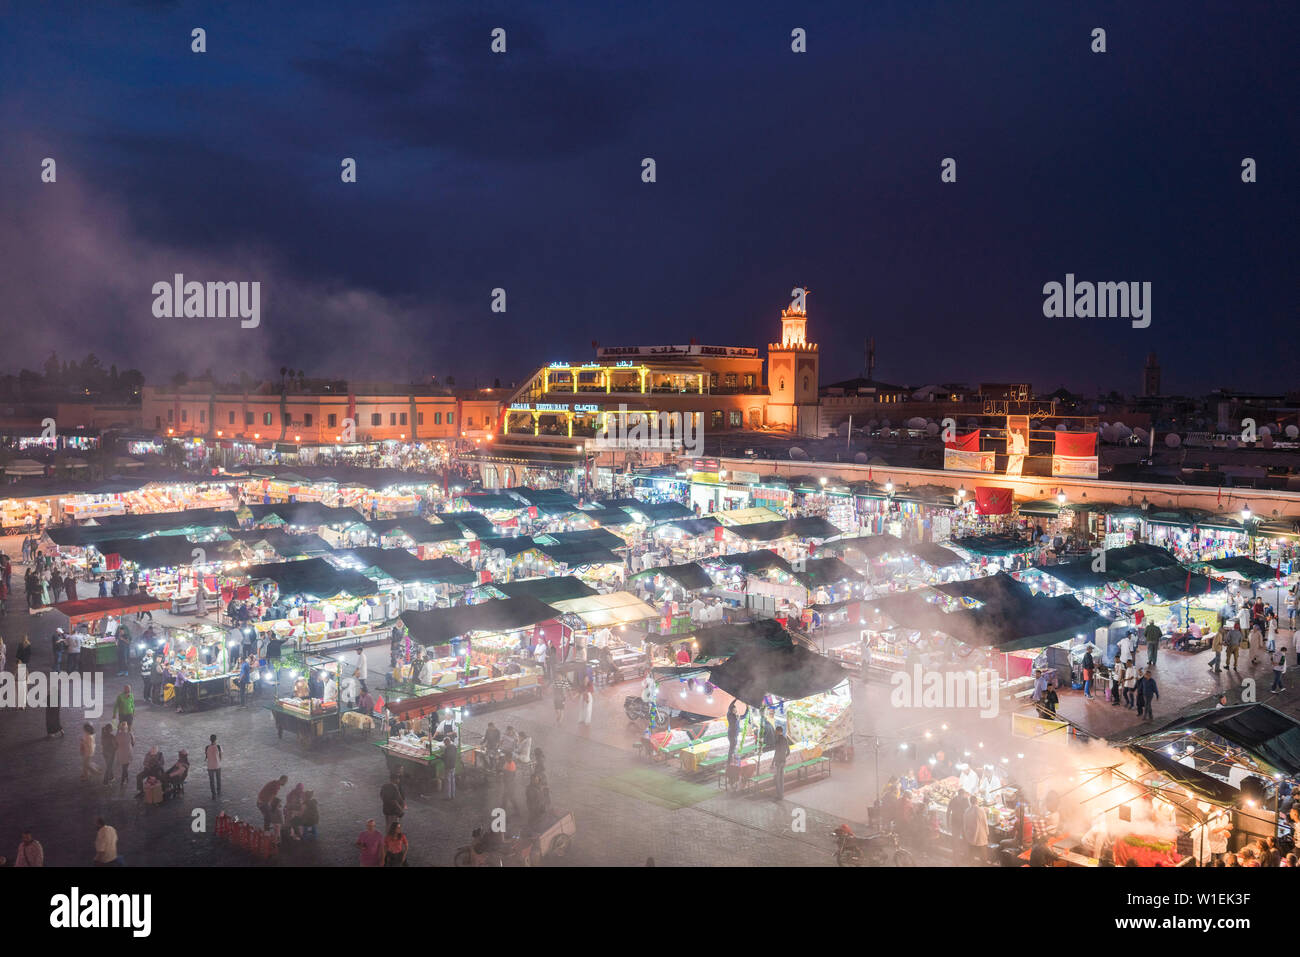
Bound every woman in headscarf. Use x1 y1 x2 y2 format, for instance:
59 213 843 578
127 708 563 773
284 783 306 825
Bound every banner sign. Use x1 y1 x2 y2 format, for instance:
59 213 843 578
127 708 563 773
944 429 980 452
944 448 995 472
1051 455 1099 479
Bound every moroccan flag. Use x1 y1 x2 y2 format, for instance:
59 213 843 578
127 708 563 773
945 430 980 452
974 487 1012 515
1054 431 1097 457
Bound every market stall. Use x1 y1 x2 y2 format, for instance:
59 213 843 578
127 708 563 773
232 558 389 651
49 595 170 666
267 652 348 746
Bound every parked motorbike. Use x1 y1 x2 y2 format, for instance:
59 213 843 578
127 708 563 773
833 825 913 867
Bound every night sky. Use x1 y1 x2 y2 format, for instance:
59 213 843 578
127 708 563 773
1 0 1295 395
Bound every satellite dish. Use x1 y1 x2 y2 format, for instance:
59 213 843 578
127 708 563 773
1287 425 1299 440
853 452 868 464
907 417 927 430
789 447 808 460
1055 423 1066 431
1259 426 1272 437
1164 433 1181 448
925 422 939 436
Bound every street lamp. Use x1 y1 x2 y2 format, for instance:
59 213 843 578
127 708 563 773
1241 504 1252 523
1056 488 1066 506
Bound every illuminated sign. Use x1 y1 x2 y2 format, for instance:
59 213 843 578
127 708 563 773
574 404 599 413
548 362 568 368
597 345 759 359
615 361 635 367
509 403 532 411
536 403 569 412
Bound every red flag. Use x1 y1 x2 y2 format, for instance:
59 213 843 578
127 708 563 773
1216 487 1222 505
1053 431 1097 458
945 430 981 452
1206 574 1213 594
1184 570 1192 594
713 525 724 542
974 487 1012 515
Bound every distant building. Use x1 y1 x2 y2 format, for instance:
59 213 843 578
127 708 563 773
1143 352 1161 397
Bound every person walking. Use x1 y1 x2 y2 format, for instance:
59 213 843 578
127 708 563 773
442 734 457 800
112 685 135 731
964 797 990 864
116 721 134 791
1137 670 1159 721
577 677 594 726
51 628 66 671
1143 619 1162 668
1081 648 1095 698
383 822 408 866
355 820 383 866
726 700 741 764
204 734 223 799
1122 665 1137 709
771 724 792 802
14 830 44 867
380 773 405 833
79 723 96 781
1272 647 1288 693
45 696 63 738
553 682 565 724
1225 623 1244 672
237 656 251 707
93 817 119 866
63 631 80 673
1209 627 1224 674
100 724 117 787
16 635 33 672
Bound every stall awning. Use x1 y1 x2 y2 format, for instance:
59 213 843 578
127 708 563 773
705 644 849 707
548 591 659 628
334 547 474 585
713 506 787 526
674 618 795 657
874 582 1111 651
535 528 628 551
509 486 581 508
53 595 170 627
1124 566 1227 601
630 562 714 592
242 557 378 598
434 512 497 539
1124 746 1243 807
628 502 696 523
476 536 539 559
1031 558 1111 590
819 534 905 559
1099 543 1182 578
492 576 598 603
658 517 722 536
93 537 237 571
453 493 528 512
1016 499 1063 517
243 502 366 528
227 529 334 557
581 507 641 527
399 596 557 646
904 542 964 567
951 534 1036 556
707 549 794 575
794 557 865 588
724 516 843 543
534 542 622 567
365 518 465 544
1196 557 1278 581
1128 704 1300 776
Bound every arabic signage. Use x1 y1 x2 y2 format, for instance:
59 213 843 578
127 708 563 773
596 345 759 358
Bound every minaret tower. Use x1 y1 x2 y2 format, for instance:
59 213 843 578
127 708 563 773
766 290 820 435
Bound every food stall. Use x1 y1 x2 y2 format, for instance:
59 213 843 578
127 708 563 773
234 558 391 651
159 623 243 712
329 546 475 612
49 595 170 666
548 591 660 682
267 653 347 746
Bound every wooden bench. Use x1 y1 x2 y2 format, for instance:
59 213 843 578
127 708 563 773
719 757 831 793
